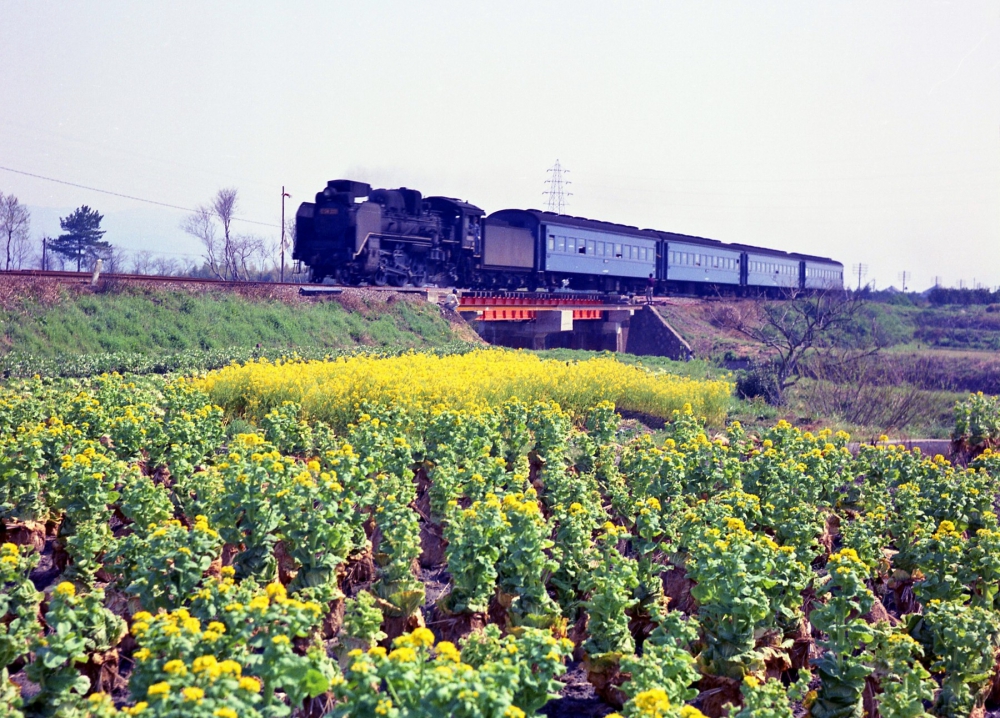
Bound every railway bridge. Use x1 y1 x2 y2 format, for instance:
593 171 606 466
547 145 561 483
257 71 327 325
453 291 693 359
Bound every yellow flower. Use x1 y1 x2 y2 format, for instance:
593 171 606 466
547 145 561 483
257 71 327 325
192 655 219 674
218 660 243 677
723 517 746 531
435 641 461 662
248 595 270 612
133 648 151 662
214 709 238 718
271 634 291 646
147 681 170 697
123 702 149 715
182 686 205 702
389 646 417 662
633 688 671 716
375 698 393 716
54 581 76 598
239 676 262 693
505 707 526 718
410 627 435 648
163 659 187 675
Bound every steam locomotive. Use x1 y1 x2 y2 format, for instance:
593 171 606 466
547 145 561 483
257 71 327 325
294 179 843 294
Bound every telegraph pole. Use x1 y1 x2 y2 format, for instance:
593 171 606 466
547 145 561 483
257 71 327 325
42 237 47 271
852 263 868 291
898 271 910 292
280 187 291 283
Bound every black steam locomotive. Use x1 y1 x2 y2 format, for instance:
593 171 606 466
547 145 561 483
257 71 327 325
293 180 484 287
294 179 843 294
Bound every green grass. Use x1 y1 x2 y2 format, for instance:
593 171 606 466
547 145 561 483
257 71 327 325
530 348 728 382
0 288 462 358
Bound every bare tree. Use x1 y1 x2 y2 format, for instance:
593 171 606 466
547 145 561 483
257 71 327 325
150 256 180 276
103 245 127 273
798 353 936 439
714 288 878 405
130 249 154 275
0 192 32 270
182 188 268 280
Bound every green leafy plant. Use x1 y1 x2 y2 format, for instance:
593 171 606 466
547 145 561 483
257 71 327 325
25 582 125 714
809 549 877 718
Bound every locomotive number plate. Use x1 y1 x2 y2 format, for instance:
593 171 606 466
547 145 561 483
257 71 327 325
319 208 339 215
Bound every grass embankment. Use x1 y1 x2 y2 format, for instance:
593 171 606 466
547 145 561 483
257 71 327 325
0 282 475 377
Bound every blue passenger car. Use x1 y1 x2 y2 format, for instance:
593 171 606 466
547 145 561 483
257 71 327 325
483 209 657 291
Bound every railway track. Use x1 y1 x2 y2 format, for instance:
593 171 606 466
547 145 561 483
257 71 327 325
1 271 702 322
0 270 639 305
0 269 427 292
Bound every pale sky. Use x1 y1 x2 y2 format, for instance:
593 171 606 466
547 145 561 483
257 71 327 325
2 1 999 290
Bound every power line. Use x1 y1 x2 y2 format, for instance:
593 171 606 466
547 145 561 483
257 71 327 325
543 160 572 214
0 164 280 228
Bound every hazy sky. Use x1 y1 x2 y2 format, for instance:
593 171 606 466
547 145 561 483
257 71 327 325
2 1 999 290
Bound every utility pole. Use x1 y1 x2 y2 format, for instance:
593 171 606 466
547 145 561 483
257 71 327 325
852 263 868 291
42 237 46 271
543 160 572 214
280 186 291 283
898 271 910 292
933 275 941 288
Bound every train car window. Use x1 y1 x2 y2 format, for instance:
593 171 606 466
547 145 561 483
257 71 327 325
587 240 596 255
615 243 623 258
556 236 566 252
548 236 555 251
569 237 577 252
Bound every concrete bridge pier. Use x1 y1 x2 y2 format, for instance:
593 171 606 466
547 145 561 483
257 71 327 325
462 305 693 360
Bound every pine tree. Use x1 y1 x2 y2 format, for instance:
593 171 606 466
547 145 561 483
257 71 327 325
50 206 111 272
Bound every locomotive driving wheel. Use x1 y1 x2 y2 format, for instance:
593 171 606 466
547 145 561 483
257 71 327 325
409 268 428 287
